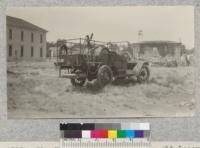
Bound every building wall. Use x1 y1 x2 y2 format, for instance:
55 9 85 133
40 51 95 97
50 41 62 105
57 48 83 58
132 43 182 65
7 26 46 61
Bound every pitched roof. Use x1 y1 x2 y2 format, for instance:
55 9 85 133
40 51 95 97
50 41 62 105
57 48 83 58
7 16 47 32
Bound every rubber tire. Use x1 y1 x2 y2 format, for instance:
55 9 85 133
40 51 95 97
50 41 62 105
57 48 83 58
137 65 150 83
97 65 113 87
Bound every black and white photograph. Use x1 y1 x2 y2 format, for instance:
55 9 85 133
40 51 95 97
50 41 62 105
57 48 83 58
7 7 195 118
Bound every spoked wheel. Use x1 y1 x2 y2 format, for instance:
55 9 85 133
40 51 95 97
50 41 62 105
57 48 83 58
70 69 86 87
137 65 150 83
97 65 113 87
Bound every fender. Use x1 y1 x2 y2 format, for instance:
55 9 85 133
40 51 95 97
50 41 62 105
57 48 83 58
132 60 149 76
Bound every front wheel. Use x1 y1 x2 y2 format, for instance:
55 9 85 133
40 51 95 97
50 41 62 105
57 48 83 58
137 65 150 83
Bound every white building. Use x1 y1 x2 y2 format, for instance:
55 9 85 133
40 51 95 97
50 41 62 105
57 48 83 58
7 16 48 61
132 40 184 65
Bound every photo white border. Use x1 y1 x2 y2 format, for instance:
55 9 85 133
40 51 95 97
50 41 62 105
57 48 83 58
0 0 200 141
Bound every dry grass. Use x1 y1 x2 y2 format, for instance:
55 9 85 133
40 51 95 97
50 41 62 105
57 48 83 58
7 61 195 118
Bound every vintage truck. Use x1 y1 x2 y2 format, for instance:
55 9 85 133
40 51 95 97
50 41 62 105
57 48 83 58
56 34 150 88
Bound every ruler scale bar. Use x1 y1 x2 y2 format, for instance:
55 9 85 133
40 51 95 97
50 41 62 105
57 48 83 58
60 139 151 147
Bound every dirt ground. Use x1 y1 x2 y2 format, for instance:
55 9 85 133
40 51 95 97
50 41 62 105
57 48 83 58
7 61 195 118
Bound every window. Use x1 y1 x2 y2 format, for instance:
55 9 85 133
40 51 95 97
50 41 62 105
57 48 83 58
40 47 43 57
21 31 24 41
31 32 34 42
31 46 34 57
9 29 12 40
20 46 24 57
40 34 43 43
8 45 12 57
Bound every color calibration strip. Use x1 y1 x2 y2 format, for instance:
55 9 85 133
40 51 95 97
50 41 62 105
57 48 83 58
60 123 150 139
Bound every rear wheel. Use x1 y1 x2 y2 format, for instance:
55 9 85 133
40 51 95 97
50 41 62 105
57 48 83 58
97 65 113 87
137 65 150 83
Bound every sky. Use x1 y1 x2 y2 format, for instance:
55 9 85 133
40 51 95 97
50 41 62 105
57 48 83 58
7 6 194 49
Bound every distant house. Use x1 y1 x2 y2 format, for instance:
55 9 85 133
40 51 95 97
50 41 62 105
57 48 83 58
48 46 58 59
7 16 48 61
132 41 185 65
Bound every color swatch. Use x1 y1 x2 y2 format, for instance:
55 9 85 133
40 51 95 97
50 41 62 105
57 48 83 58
60 123 150 139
